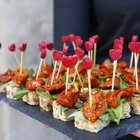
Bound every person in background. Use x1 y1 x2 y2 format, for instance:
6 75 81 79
54 0 140 64
54 0 140 139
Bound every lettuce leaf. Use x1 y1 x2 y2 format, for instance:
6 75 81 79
14 89 30 99
68 109 87 120
62 75 72 83
36 88 58 99
5 81 19 87
41 78 48 83
59 105 68 115
116 73 129 90
36 88 51 98
107 98 125 124
28 68 35 80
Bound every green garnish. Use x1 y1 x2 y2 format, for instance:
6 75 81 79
14 89 30 99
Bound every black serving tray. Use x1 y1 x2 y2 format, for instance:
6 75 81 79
0 92 140 140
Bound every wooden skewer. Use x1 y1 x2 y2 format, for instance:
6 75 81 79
20 52 24 74
91 50 93 61
65 68 69 94
51 61 57 85
36 58 43 80
87 69 92 107
129 52 134 68
111 60 117 91
13 52 20 65
137 54 139 65
134 53 139 90
43 58 46 64
93 43 97 68
72 41 76 51
76 68 84 90
88 51 90 58
51 51 54 65
73 61 79 83
56 61 62 79
73 70 77 83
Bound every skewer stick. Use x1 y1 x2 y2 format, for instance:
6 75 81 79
51 61 57 85
43 58 46 64
88 51 90 58
91 50 93 61
13 52 20 65
137 54 139 65
73 61 79 83
93 43 97 67
65 68 69 94
51 51 54 65
73 70 77 83
129 52 134 68
76 68 84 90
72 41 76 51
111 60 117 91
87 70 92 107
20 52 24 74
56 61 62 79
36 58 43 80
134 53 139 90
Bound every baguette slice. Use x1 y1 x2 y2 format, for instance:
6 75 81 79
22 91 39 105
130 96 140 115
6 85 19 99
74 112 110 133
53 101 76 121
0 84 6 92
123 101 131 119
39 96 54 111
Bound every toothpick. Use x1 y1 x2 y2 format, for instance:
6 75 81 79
134 53 139 90
111 60 117 91
13 52 20 65
20 52 24 74
56 61 62 78
65 68 69 94
93 43 97 67
51 61 57 85
87 70 92 107
129 52 134 68
76 68 84 90
73 69 77 83
43 58 46 64
88 51 90 58
137 54 139 65
91 50 93 60
51 51 54 65
72 61 84 90
36 58 43 80
72 41 76 51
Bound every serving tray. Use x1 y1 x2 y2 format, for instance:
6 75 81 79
0 92 140 140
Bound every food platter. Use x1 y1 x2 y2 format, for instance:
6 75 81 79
1 35 140 140
0 92 140 140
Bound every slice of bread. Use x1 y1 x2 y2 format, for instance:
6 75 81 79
39 96 54 111
123 101 131 119
74 114 110 133
52 101 76 121
6 86 19 99
22 91 39 105
131 97 140 115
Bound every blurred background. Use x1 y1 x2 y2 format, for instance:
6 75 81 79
0 0 71 140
